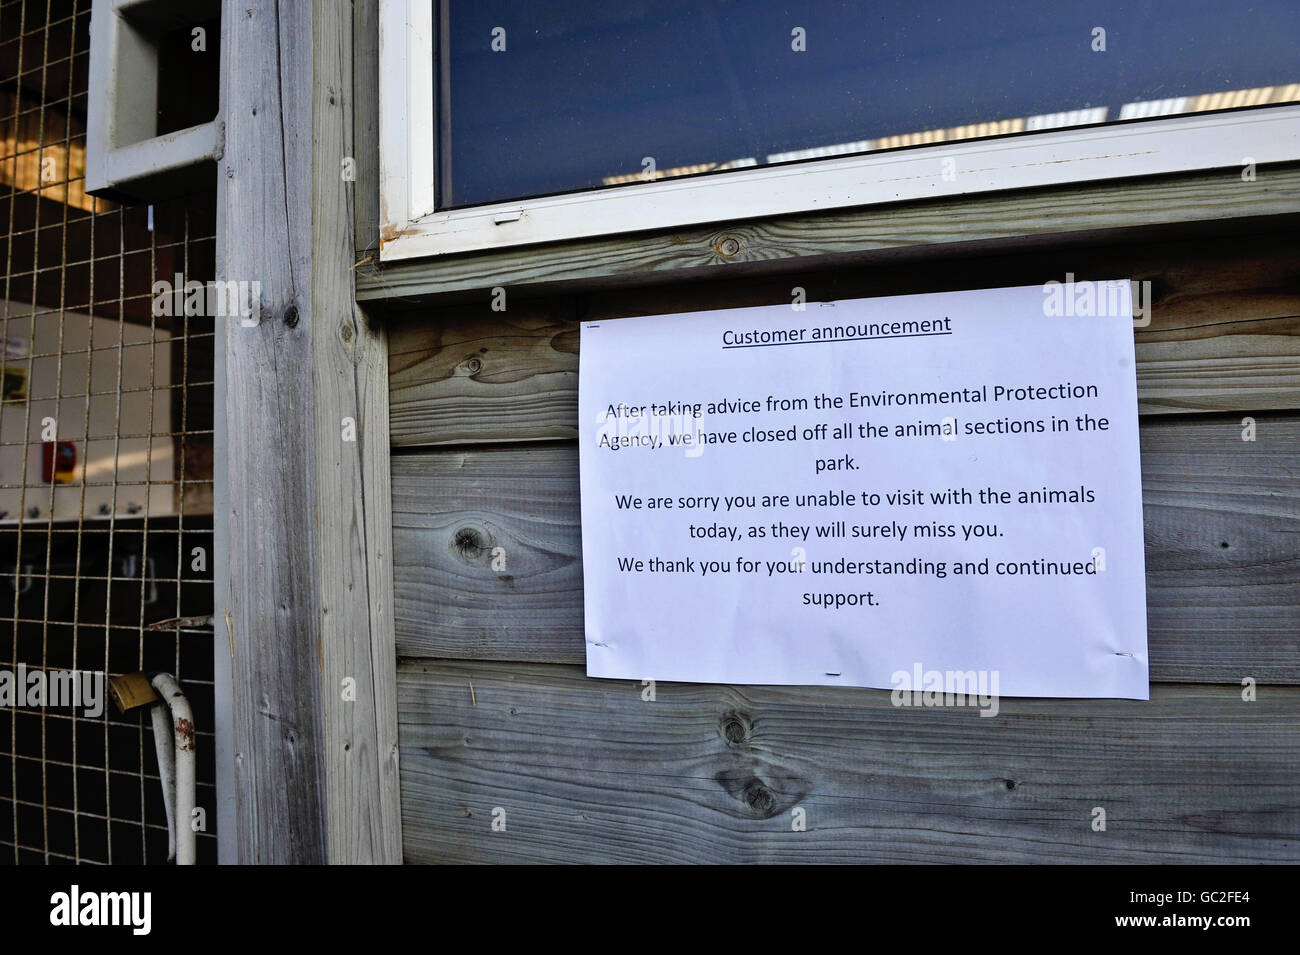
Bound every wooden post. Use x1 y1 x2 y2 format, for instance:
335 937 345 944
215 0 401 864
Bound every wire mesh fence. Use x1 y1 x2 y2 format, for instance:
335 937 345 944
0 0 215 864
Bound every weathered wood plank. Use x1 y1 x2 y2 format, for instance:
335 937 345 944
215 0 400 864
357 162 1300 303
314 0 402 864
218 0 327 865
390 414 1300 682
397 661 1300 863
352 0 380 255
387 234 1300 446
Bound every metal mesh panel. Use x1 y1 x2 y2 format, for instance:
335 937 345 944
0 0 215 864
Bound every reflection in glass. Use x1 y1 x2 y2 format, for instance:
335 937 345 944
441 0 1300 206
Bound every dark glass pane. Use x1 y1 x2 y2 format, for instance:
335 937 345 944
441 0 1300 207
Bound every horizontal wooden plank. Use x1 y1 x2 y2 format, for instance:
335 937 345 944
397 661 1300 863
388 234 1300 446
358 163 1300 302
391 414 1300 683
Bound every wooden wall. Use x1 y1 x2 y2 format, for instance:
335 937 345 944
384 229 1300 863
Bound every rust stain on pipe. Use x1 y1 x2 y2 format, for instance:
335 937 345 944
176 717 196 752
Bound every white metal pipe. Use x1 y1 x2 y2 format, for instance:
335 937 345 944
149 701 177 861
151 673 196 865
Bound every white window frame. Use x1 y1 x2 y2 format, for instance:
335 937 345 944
378 0 1300 263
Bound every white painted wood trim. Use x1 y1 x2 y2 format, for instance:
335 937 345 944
86 0 223 200
379 0 433 242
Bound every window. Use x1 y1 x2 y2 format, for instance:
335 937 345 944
379 0 1300 261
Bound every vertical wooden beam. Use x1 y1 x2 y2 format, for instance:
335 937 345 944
314 0 403 865
216 0 401 864
217 0 324 865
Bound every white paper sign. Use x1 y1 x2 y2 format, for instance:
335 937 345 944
578 283 1148 699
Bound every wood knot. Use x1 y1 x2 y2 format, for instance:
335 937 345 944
744 779 776 817
282 304 299 328
715 235 743 257
720 711 751 746
714 767 806 820
452 526 490 561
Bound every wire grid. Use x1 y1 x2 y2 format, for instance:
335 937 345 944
0 0 216 864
